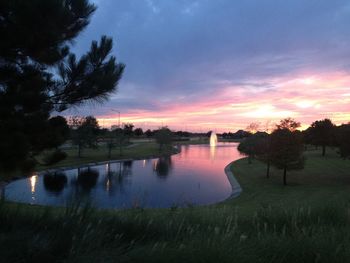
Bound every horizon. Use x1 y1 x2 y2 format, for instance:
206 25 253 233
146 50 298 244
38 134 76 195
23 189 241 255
66 0 350 132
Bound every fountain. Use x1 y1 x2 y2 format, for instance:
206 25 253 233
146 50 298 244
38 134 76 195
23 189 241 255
210 131 218 147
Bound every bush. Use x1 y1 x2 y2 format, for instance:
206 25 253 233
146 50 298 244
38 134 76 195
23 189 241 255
43 150 67 165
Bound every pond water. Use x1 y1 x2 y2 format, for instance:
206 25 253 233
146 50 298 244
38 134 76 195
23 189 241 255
4 143 243 209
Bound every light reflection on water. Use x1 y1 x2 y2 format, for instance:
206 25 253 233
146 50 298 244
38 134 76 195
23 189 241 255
30 175 37 193
5 143 242 209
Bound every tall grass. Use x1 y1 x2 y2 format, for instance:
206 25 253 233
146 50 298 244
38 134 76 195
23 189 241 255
1 200 350 262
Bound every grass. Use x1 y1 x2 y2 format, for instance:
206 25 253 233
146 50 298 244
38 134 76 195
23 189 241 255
0 142 176 181
231 147 350 215
1 147 350 262
42 142 176 168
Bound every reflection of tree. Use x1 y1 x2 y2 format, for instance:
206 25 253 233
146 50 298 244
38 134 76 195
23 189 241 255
76 168 99 191
103 161 133 195
155 156 172 178
43 172 67 194
122 160 133 176
67 167 100 204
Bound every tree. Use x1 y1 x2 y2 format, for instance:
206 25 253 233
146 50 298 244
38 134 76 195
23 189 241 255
105 132 116 159
254 133 272 178
308 119 335 156
82 116 100 147
134 128 144 137
45 116 70 149
155 127 173 152
145 129 153 138
123 123 134 142
238 132 271 177
112 127 128 156
261 135 272 178
276 118 301 131
0 0 125 170
246 122 260 134
238 135 263 164
69 116 99 157
270 128 304 185
336 124 350 159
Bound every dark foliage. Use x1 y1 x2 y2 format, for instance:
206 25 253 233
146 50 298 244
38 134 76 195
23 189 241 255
336 124 350 159
145 129 154 138
276 117 301 131
155 127 173 151
134 128 144 137
43 150 68 165
238 133 267 164
69 116 100 157
307 119 335 156
270 129 304 185
0 0 124 169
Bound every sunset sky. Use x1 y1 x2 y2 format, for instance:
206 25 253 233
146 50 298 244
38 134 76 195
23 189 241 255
69 0 350 132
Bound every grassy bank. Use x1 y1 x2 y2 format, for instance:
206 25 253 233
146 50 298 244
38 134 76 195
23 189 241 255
1 147 350 262
0 142 177 181
41 142 176 169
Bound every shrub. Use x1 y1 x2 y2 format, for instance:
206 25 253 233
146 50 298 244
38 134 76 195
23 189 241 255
43 150 67 165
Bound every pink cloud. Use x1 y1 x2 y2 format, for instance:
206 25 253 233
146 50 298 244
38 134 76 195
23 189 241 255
97 71 350 132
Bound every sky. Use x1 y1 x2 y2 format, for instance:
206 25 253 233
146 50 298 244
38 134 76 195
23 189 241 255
69 0 350 132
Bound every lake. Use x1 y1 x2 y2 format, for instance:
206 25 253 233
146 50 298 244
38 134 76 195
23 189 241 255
4 143 243 209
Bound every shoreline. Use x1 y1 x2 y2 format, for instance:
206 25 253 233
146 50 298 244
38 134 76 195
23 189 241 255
224 161 243 199
0 145 181 197
1 143 243 208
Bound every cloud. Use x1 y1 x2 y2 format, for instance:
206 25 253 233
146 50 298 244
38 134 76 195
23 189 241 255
67 0 350 131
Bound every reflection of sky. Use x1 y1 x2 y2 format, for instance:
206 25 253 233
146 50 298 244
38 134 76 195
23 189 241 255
65 0 350 131
5 143 243 208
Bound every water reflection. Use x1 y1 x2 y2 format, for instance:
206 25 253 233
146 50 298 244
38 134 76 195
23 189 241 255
210 145 216 159
43 172 67 194
104 162 129 195
75 168 99 192
155 156 172 178
30 174 37 193
5 143 242 208
30 174 38 202
122 161 133 176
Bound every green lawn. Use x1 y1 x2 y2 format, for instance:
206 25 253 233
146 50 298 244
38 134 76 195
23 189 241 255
1 147 350 262
42 142 176 168
229 147 350 215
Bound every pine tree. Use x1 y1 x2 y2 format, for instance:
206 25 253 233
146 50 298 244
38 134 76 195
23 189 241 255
0 0 125 169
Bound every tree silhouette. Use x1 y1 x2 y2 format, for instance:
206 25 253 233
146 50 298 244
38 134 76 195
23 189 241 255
155 127 173 152
270 128 304 185
134 128 144 137
238 132 271 177
276 118 301 131
69 116 100 157
308 119 335 156
238 134 264 164
0 0 124 169
123 123 134 142
336 124 350 159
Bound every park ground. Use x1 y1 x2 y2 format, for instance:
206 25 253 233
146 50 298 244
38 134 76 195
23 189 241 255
1 143 350 262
